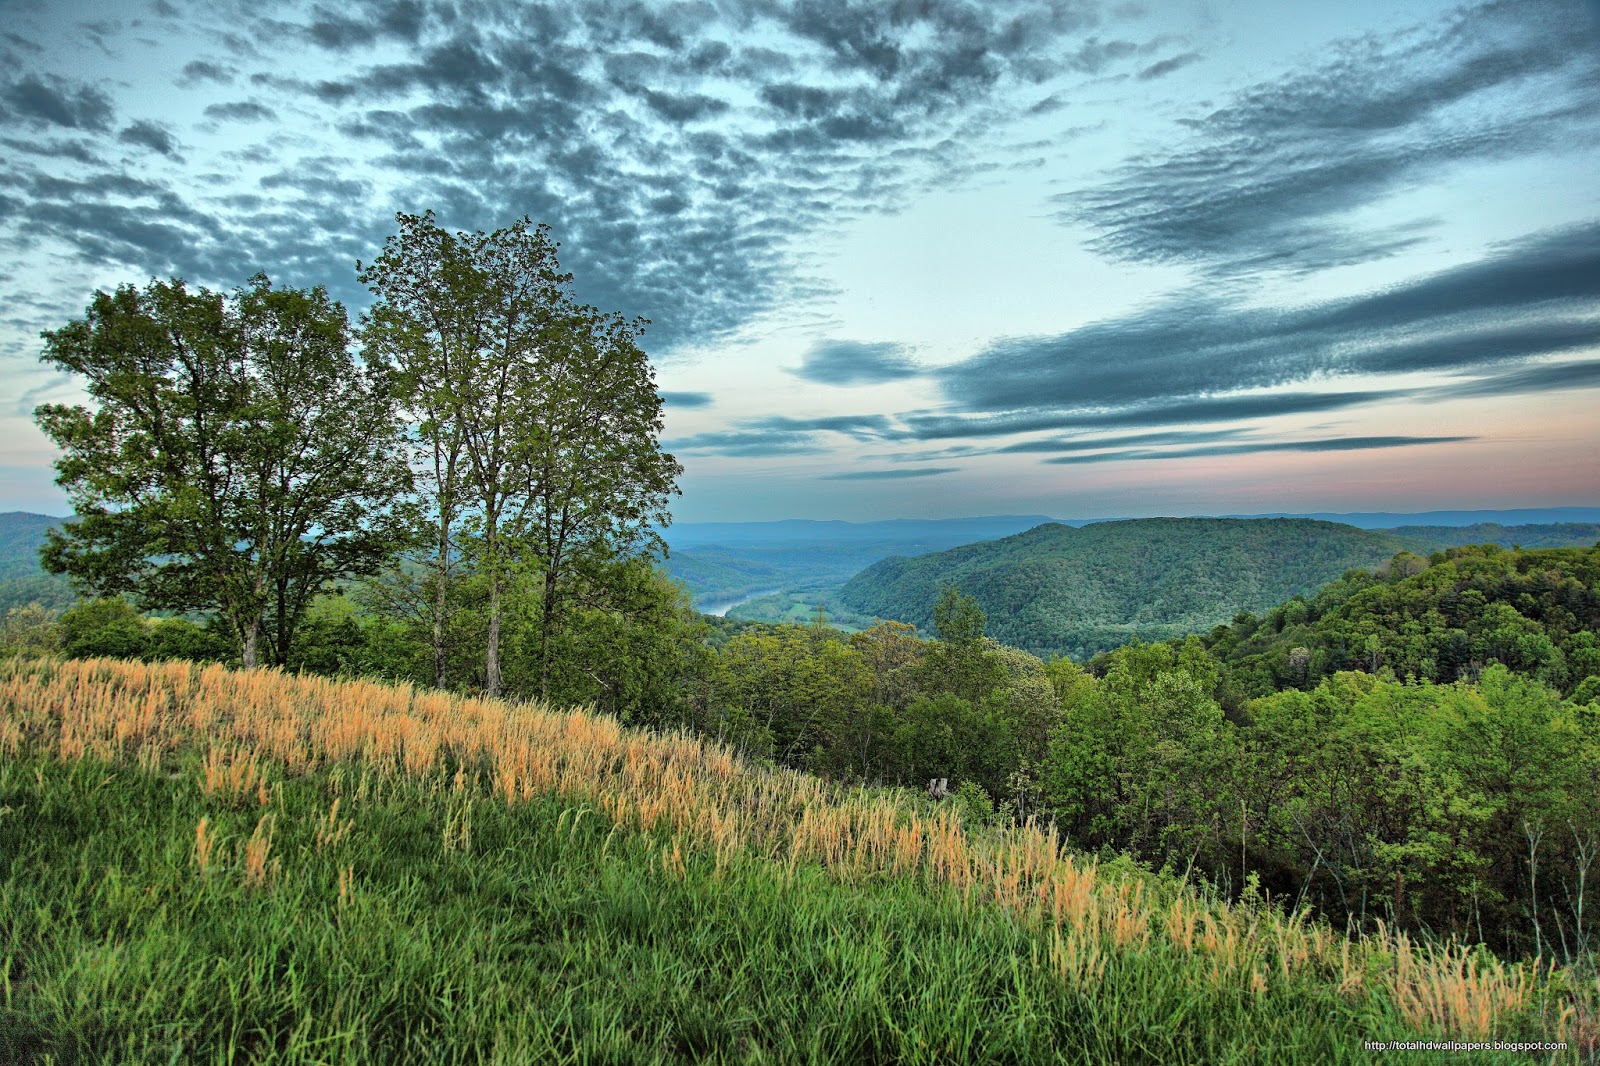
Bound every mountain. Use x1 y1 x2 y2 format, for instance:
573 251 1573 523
1226 506 1600 528
0 511 66 580
662 515 1075 611
837 517 1419 658
664 515 1071 548
1383 522 1600 549
0 511 73 612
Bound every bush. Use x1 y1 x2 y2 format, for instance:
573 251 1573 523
58 598 149 660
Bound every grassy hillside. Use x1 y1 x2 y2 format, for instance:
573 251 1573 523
838 518 1416 658
3 657 1588 1062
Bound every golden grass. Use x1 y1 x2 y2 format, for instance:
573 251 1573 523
0 655 1564 1039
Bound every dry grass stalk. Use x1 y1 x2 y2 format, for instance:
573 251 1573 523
193 816 217 875
241 813 279 889
313 799 352 850
0 655 1572 1036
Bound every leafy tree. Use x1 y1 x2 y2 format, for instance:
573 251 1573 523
35 276 413 667
357 213 475 689
0 603 60 658
57 598 149 660
360 212 681 698
924 586 1003 701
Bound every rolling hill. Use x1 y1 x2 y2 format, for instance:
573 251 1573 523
837 517 1420 658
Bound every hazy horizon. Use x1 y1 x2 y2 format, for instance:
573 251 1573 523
2 0 1597 521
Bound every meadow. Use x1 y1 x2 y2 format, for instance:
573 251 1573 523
2 656 1594 1062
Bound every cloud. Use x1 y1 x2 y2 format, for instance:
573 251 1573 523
304 1 428 50
203 100 276 122
118 120 180 157
0 136 104 166
791 340 921 386
1042 435 1477 464
997 428 1249 452
2 75 114 132
102 0 1150 353
179 60 235 85
1136 52 1200 80
935 221 1600 416
817 467 961 480
904 390 1410 440
664 429 830 458
746 414 899 440
1432 358 1600 399
660 390 714 408
1061 0 1600 274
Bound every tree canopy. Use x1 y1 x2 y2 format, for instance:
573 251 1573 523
359 211 682 698
35 275 412 667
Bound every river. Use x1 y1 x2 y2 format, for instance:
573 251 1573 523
699 588 784 617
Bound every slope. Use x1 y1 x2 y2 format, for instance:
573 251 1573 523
837 517 1418 658
0 657 1576 1063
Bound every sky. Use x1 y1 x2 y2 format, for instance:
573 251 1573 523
1 0 1597 522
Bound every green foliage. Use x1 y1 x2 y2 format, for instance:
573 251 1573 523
57 598 150 660
839 518 1419 658
1199 543 1600 701
0 603 60 658
1388 522 1600 550
35 276 414 668
0 514 76 613
1044 640 1233 864
360 211 682 699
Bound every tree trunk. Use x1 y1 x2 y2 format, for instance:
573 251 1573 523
485 575 503 699
540 566 559 702
243 617 260 669
432 517 450 690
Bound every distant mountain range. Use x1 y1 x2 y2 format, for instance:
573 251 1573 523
836 516 1600 658
6 509 1598 631
663 509 1600 616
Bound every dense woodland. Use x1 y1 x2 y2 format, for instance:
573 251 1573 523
838 518 1418 658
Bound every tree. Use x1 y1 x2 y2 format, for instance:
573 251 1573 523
35 276 412 667
360 212 681 698
357 214 479 689
924 586 1003 701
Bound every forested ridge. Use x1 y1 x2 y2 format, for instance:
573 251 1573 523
838 517 1418 658
1191 542 1600 705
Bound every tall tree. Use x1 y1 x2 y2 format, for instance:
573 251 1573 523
35 275 412 667
518 301 682 699
361 212 681 698
357 214 479 689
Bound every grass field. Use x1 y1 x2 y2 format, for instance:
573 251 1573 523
1 657 1594 1063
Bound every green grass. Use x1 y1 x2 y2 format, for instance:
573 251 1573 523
726 589 873 632
0 750 1574 1064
